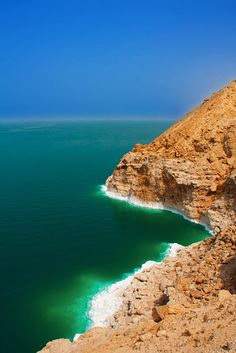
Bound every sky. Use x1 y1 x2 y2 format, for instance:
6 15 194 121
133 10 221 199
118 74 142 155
0 0 236 119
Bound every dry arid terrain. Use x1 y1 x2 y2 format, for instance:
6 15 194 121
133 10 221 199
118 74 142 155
40 81 236 353
107 80 236 232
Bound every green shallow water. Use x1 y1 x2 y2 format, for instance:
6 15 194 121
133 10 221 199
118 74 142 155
0 120 209 353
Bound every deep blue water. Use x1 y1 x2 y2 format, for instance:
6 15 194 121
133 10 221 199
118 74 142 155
0 120 209 353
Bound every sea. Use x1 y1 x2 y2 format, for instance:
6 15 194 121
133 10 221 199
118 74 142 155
0 120 209 353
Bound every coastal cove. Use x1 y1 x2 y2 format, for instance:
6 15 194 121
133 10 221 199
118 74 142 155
0 120 209 353
101 185 213 234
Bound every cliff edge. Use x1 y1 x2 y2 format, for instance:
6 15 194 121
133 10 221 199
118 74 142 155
106 80 236 232
39 82 236 353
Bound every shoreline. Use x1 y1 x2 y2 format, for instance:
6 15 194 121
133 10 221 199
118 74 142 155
73 238 185 342
85 242 184 329
101 184 213 234
41 225 236 353
70 185 211 341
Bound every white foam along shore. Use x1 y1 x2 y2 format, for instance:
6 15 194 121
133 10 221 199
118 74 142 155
87 243 183 328
101 184 212 234
73 242 183 341
73 184 209 341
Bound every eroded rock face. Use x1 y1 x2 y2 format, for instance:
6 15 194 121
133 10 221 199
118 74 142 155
39 82 236 353
107 81 236 232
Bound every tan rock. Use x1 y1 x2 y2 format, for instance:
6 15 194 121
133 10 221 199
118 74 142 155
153 305 170 320
218 290 232 302
106 80 236 232
38 339 72 353
167 303 185 315
156 330 168 337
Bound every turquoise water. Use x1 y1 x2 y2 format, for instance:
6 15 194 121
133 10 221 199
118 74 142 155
0 120 209 353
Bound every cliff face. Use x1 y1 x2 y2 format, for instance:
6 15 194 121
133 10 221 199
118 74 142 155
106 81 236 232
39 82 236 353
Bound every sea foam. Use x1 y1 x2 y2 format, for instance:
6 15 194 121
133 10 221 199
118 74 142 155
73 184 202 341
86 243 183 330
101 184 212 233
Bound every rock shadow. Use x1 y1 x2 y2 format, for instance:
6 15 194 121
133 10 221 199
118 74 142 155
219 253 236 294
152 294 169 322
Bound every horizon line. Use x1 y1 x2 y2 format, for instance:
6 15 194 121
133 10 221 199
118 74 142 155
0 115 179 123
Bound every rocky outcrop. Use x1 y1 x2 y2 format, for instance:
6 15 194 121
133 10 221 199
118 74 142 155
40 229 236 353
106 80 236 232
39 81 236 353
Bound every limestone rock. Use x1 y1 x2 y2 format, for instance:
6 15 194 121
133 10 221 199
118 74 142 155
218 289 232 302
106 80 236 232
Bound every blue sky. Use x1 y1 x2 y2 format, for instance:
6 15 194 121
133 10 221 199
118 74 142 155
0 0 235 119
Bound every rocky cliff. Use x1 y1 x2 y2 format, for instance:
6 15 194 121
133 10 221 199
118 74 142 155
40 229 236 353
106 80 236 232
39 81 236 353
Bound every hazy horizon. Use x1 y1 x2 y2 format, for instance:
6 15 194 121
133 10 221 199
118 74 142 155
0 115 179 122
0 78 234 122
